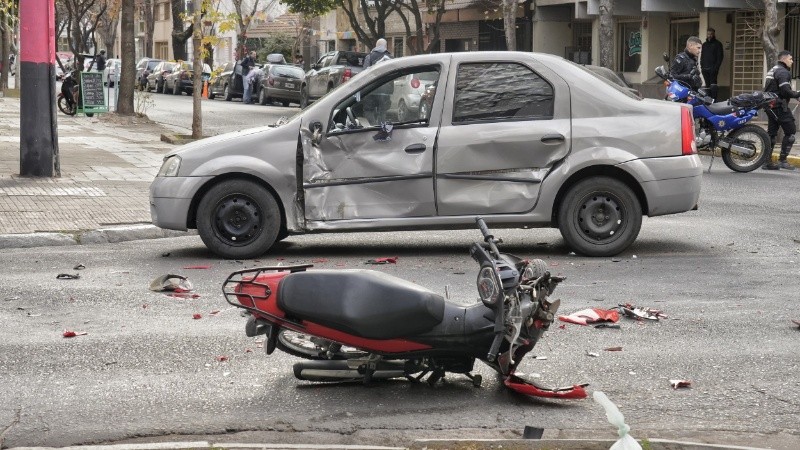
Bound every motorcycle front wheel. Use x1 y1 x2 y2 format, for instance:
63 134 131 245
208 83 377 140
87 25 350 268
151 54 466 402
57 95 76 116
277 330 369 360
720 124 771 172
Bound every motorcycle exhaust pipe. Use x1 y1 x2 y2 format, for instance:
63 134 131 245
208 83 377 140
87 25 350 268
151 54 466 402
717 138 756 158
293 360 406 382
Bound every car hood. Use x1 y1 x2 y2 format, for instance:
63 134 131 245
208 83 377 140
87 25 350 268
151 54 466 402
165 119 302 176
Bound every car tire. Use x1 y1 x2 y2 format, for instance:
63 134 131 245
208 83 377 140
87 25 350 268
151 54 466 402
557 176 642 257
160 81 167 94
208 88 216 100
259 88 269 105
197 179 281 260
173 82 181 95
300 86 309 109
224 85 232 101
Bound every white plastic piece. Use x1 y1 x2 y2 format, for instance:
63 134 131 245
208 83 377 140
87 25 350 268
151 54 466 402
593 391 642 450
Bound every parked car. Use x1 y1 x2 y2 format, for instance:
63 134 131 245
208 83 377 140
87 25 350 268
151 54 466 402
164 61 212 95
207 60 261 102
301 50 367 108
146 61 177 93
150 52 702 260
389 71 440 122
103 58 121 86
258 64 305 107
136 57 164 90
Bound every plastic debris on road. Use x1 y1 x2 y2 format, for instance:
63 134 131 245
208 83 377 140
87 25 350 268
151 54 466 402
618 303 666 321
63 330 88 338
559 308 620 325
670 379 692 389
365 256 398 265
792 319 800 327
149 274 193 292
594 391 642 450
56 273 81 280
183 265 212 269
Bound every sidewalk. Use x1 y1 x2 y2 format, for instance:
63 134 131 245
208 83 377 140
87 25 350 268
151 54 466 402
0 96 192 247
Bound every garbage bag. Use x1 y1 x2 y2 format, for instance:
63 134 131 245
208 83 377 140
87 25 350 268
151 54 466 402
594 391 642 450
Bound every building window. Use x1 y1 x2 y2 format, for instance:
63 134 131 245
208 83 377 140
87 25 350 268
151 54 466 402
618 22 642 72
670 19 699 60
155 41 169 60
453 62 554 124
393 37 404 57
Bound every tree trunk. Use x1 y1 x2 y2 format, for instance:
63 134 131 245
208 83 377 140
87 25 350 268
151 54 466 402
191 0 203 139
171 0 192 60
1 16 9 93
502 0 516 51
762 0 779 68
598 0 614 68
142 0 155 57
117 0 136 115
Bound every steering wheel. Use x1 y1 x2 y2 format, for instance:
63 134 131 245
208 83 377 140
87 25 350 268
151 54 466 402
345 106 360 128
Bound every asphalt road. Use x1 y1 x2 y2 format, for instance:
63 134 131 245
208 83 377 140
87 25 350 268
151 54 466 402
143 89 299 136
1 164 799 449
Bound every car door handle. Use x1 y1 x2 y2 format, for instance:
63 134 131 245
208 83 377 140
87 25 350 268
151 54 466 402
541 134 565 143
405 144 427 154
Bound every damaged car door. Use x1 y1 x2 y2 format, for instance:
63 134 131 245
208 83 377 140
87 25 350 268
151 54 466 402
302 65 446 221
435 57 571 215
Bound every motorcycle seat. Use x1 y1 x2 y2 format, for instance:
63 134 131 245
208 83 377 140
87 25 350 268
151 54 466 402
278 270 445 340
706 101 738 116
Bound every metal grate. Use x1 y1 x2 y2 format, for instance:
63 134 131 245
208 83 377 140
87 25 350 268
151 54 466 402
732 10 765 96
785 7 800 78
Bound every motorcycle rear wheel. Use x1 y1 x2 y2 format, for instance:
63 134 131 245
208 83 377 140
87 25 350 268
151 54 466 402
277 330 369 360
57 95 76 116
720 124 771 172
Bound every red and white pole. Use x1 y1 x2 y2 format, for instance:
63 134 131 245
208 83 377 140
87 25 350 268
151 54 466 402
19 0 59 177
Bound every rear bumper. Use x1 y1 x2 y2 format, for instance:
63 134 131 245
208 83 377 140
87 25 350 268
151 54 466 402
265 87 301 102
618 155 703 216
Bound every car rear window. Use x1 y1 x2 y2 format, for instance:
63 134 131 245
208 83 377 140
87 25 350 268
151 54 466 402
453 62 554 123
271 66 304 79
147 60 162 70
337 52 367 67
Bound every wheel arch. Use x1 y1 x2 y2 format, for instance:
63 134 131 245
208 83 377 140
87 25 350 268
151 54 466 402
551 165 649 227
187 173 288 237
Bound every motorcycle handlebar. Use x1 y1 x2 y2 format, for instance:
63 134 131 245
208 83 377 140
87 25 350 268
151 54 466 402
475 217 492 241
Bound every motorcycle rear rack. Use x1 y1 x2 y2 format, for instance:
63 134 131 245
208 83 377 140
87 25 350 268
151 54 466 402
222 264 313 327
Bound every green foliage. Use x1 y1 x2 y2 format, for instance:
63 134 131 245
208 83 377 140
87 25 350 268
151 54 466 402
282 0 336 17
245 34 297 62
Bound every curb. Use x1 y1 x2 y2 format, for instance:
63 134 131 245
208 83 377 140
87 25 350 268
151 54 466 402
0 225 196 250
4 440 773 450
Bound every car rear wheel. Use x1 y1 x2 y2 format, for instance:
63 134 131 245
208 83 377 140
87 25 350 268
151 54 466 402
557 176 642 257
224 85 232 101
173 82 181 95
160 81 167 94
300 86 309 108
259 88 269 105
208 87 216 100
197 179 281 259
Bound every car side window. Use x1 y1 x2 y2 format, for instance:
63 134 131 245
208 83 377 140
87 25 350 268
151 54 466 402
328 66 441 133
453 62 554 124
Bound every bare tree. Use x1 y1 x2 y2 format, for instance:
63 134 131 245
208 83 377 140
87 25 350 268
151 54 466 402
191 0 203 138
598 0 614 68
62 0 108 72
95 0 121 56
170 0 193 60
762 0 780 68
138 0 155 57
231 0 279 58
0 0 19 93
117 0 135 114
390 0 446 55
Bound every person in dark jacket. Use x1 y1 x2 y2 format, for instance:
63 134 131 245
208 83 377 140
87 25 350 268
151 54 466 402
701 28 724 100
363 38 392 68
240 51 257 104
763 50 799 170
93 50 107 72
670 36 703 91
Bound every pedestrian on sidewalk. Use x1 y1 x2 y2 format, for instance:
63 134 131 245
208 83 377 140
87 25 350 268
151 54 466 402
701 28 724 100
94 50 107 72
763 50 799 171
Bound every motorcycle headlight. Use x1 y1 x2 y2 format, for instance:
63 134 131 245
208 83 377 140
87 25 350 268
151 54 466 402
157 155 181 177
477 266 501 306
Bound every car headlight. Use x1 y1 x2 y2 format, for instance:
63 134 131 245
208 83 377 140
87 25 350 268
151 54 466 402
157 155 181 177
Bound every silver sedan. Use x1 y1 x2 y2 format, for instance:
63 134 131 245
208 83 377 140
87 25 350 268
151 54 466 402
150 51 702 259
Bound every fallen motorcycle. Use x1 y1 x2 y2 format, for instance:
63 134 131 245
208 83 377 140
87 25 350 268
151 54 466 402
223 217 587 399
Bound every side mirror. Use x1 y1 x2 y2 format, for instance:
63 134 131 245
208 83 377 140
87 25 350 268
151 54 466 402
663 52 670 63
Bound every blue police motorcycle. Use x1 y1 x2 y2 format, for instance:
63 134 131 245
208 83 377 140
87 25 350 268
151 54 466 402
655 65 776 172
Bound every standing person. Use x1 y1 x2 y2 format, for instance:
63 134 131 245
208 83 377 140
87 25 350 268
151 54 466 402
294 54 304 67
94 50 107 72
241 51 257 104
363 38 392 69
763 50 799 171
669 36 703 91
701 28 724 100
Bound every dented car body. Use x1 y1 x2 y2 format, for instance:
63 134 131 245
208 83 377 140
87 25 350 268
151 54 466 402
150 52 702 259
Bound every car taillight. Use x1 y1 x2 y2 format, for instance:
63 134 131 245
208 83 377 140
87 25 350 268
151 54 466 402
681 107 697 156
268 77 274 86
410 78 420 89
342 68 352 82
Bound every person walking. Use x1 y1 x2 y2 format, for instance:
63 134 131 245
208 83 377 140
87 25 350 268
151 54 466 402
763 50 799 171
94 50 107 72
670 36 703 91
363 38 392 69
240 51 257 104
701 28 724 100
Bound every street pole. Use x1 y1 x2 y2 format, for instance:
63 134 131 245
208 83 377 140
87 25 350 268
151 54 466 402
191 0 202 139
19 0 59 177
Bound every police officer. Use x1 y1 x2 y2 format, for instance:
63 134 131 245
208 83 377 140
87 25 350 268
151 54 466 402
763 50 799 171
670 36 703 91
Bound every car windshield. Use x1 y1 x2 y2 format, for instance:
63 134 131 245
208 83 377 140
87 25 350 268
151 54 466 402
572 62 642 100
271 66 304 79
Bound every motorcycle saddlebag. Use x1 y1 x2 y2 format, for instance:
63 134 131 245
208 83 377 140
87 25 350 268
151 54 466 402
729 91 764 108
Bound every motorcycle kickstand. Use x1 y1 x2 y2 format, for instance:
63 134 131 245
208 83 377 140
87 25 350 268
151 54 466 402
361 361 377 386
409 370 429 383
464 373 483 388
427 368 445 386
707 152 715 173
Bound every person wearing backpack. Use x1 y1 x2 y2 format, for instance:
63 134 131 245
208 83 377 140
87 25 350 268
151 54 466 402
362 39 393 124
363 38 392 69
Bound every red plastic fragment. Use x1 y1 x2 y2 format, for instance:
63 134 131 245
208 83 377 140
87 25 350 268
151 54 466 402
192 313 202 320
366 256 398 265
312 258 328 263
208 310 221 316
167 293 201 299
558 308 620 326
62 330 88 338
504 374 587 399
216 355 229 362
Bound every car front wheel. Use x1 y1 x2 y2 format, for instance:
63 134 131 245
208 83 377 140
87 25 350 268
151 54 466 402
197 179 281 259
557 176 642 257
